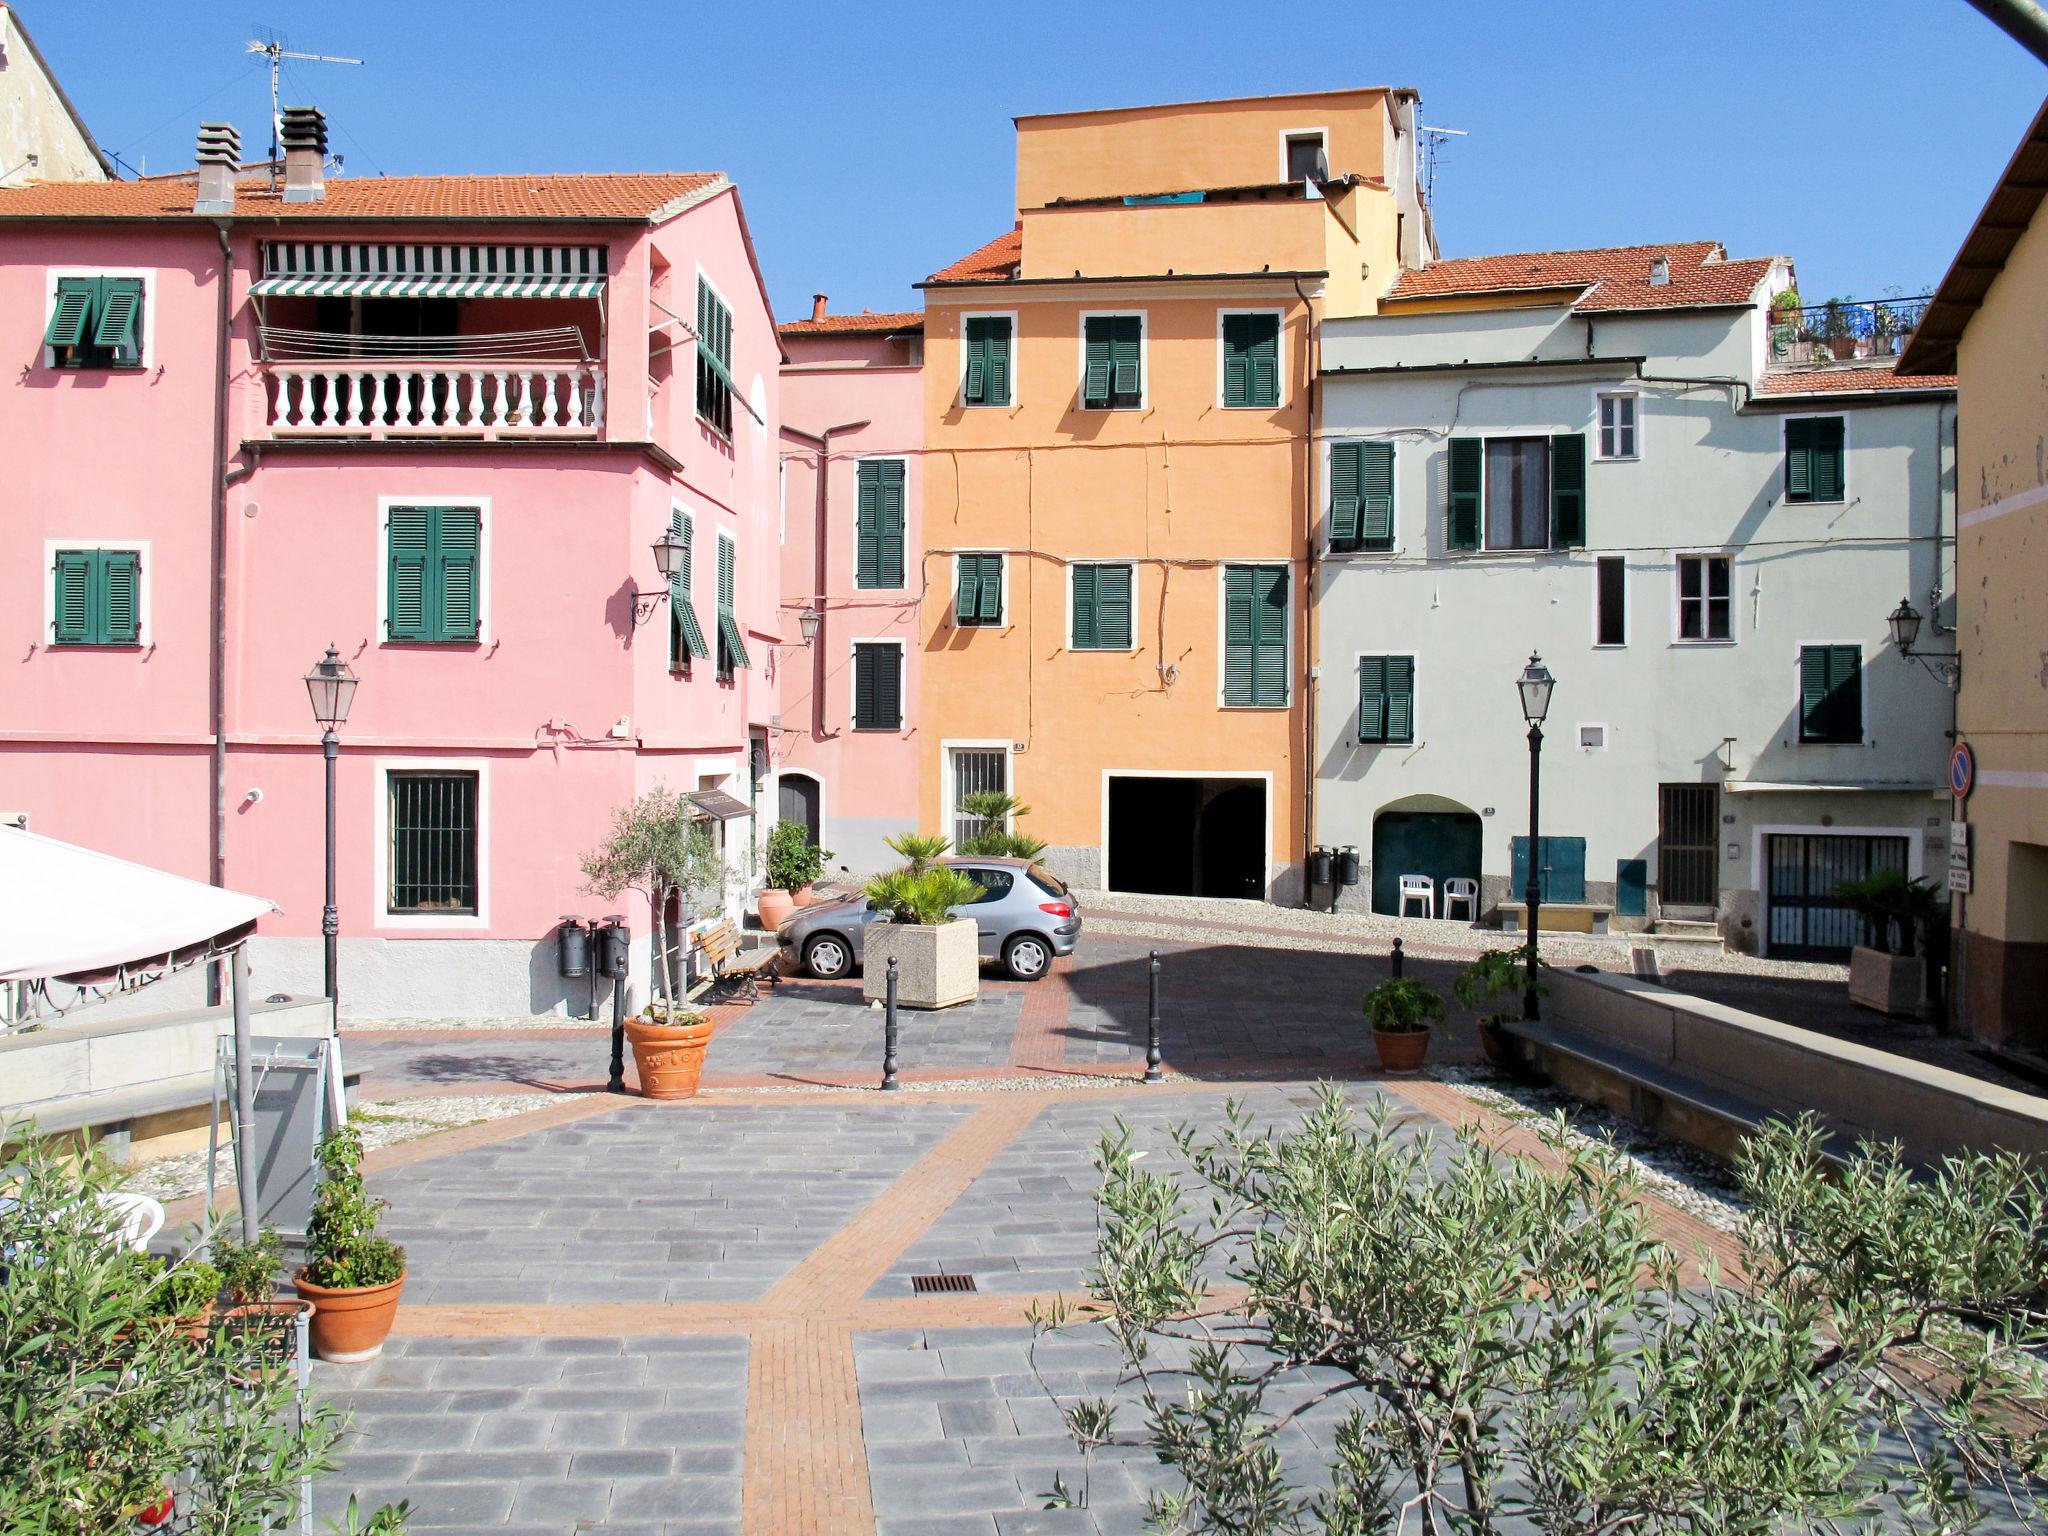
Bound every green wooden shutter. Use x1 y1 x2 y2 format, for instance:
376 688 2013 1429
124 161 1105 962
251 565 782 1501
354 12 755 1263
876 644 901 727
436 508 481 640
1097 563 1132 648
985 317 1011 405
93 278 144 357
1357 655 1387 741
1071 564 1098 648
44 278 94 348
1223 567 1254 705
877 461 905 587
1112 318 1141 399
387 507 431 640
964 324 988 403
100 549 140 643
1083 320 1112 406
1799 645 1833 740
1328 442 1362 545
854 643 878 727
51 549 92 643
1812 417 1845 501
1360 441 1395 548
1233 313 1279 408
1222 314 1251 408
975 554 1002 622
672 512 708 660
1828 644 1861 742
1447 438 1482 549
956 559 979 622
1786 417 1814 501
1251 566 1288 706
1385 655 1415 742
1550 433 1586 547
855 463 881 588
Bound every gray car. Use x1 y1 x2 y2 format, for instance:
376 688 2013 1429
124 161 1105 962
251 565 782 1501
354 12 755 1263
775 857 1081 982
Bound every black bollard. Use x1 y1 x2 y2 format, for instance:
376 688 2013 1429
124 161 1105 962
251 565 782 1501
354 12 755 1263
881 956 901 1090
1143 949 1164 1084
1390 936 1404 979
608 974 627 1094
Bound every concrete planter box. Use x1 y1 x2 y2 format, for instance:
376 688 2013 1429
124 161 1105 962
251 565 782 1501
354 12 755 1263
863 918 979 1010
1848 946 1924 1018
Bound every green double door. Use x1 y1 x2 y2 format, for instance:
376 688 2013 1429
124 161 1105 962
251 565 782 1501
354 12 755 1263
1370 813 1483 916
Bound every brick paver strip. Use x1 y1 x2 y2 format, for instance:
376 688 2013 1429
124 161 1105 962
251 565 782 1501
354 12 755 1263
1007 956 1074 1072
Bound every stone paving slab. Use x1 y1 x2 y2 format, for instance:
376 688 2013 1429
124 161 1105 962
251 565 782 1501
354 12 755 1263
317 1333 748 1534
706 980 1027 1080
343 1031 612 1098
869 1084 1434 1299
377 1100 976 1305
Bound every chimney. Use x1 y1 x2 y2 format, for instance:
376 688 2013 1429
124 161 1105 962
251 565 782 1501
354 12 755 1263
194 122 240 214
811 293 828 322
1648 256 1670 287
281 105 327 203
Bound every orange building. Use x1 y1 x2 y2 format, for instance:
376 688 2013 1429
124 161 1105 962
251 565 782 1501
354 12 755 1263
916 89 1433 900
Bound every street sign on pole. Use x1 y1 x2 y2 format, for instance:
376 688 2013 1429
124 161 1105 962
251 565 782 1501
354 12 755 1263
1948 820 1973 895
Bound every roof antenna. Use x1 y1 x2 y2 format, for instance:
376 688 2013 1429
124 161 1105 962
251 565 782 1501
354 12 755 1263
246 32 363 185
1418 121 1468 205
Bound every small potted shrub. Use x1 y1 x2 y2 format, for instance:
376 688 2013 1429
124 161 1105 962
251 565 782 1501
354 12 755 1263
1361 974 1446 1072
1769 287 1803 358
1454 946 1541 1068
1821 296 1861 360
130 1251 222 1343
292 1123 407 1363
213 1226 294 1316
760 819 829 929
862 861 985 1010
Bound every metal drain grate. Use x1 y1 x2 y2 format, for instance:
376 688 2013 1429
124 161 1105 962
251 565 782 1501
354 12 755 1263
910 1273 978 1294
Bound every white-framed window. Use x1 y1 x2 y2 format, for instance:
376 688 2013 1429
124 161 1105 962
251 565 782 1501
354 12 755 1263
1077 311 1145 410
953 550 1006 628
1444 434 1586 552
372 758 490 930
1219 563 1290 708
377 497 489 645
1067 560 1137 651
1674 552 1734 643
1596 391 1639 460
43 538 149 647
1577 723 1609 752
1217 308 1284 409
1280 128 1328 183
1355 653 1416 744
959 310 1017 408
1594 555 1627 647
43 268 154 371
849 638 906 731
852 458 908 590
694 268 736 438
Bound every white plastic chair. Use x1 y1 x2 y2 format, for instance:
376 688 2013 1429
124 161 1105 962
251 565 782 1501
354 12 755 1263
1397 875 1435 919
1441 878 1479 923
96 1192 165 1253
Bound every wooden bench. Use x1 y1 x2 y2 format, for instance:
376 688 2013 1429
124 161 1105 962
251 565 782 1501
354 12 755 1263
690 919 777 1004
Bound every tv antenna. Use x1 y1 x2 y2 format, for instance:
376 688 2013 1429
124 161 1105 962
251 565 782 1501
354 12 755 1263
246 34 363 169
1418 121 1468 204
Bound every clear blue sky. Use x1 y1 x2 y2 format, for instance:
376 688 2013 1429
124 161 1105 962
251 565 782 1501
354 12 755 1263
27 1 2047 319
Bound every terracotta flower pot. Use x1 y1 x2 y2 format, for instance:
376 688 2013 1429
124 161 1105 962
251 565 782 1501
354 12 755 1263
758 887 796 931
793 883 818 908
1478 1020 1510 1068
1372 1027 1431 1073
292 1271 406 1363
624 1012 716 1099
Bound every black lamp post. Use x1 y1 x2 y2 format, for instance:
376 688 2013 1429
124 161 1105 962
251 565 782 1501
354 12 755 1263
1516 653 1555 1020
303 645 358 1008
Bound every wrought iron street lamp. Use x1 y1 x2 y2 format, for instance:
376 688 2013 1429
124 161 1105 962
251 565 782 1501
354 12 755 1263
651 530 688 580
1888 596 1962 689
303 645 358 1008
797 603 821 646
1517 653 1555 1020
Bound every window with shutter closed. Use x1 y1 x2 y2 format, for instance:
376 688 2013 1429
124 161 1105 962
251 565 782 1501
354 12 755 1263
956 554 1004 627
1221 312 1279 408
1223 564 1288 707
1799 644 1862 743
50 547 142 646
855 461 906 589
1357 655 1415 743
1070 562 1133 650
964 316 1012 406
852 643 902 730
1082 315 1141 409
1786 416 1846 503
386 506 480 643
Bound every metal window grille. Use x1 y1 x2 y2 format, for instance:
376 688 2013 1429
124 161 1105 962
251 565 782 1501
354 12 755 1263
388 771 479 913
950 749 1007 849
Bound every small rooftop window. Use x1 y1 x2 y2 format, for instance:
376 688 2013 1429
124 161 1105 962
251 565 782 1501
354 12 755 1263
1649 257 1670 287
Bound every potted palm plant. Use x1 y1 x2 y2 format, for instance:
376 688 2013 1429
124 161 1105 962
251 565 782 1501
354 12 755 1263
292 1123 407 1362
862 860 985 1010
1454 946 1541 1067
759 819 828 930
1838 868 1941 1017
954 792 1049 860
1361 974 1447 1072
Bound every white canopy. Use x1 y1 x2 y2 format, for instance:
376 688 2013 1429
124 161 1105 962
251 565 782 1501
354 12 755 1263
0 826 277 983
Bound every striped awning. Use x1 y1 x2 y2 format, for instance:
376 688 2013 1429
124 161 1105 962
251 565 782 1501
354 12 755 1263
251 241 607 299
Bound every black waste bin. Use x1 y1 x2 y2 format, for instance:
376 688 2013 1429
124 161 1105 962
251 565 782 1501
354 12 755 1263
1308 847 1334 888
1336 846 1361 887
596 919 631 979
557 916 591 979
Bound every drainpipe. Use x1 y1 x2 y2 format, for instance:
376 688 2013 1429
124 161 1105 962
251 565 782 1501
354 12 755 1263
1966 0 2048 62
207 220 235 1000
1293 277 1319 908
782 417 868 741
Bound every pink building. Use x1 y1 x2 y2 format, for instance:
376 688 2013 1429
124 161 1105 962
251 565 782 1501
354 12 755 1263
774 299 924 873
0 116 785 1017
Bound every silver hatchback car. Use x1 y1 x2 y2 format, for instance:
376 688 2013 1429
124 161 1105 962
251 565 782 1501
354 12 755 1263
776 857 1081 982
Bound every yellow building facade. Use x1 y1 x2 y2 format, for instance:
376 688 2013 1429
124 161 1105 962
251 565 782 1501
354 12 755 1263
916 89 1431 899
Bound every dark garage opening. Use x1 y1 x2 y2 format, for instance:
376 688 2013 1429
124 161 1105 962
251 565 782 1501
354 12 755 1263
1370 805 1483 917
1108 776 1265 898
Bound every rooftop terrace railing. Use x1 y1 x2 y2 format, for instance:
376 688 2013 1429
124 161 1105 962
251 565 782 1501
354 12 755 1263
1767 295 1931 367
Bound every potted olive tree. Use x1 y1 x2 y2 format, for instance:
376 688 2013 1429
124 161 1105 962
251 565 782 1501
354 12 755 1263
1361 973 1446 1072
292 1122 407 1363
1454 946 1542 1067
862 860 985 1010
759 819 828 930
582 787 724 1098
1838 869 1942 1017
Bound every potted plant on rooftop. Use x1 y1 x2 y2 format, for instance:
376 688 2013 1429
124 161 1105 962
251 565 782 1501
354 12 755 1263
1821 296 1861 361
862 858 985 1010
1361 973 1446 1072
292 1122 407 1363
1769 286 1803 361
1837 868 1941 1018
759 819 829 931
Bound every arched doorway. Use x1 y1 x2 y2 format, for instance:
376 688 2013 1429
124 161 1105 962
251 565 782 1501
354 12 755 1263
1197 782 1266 898
1370 796 1483 917
778 772 821 847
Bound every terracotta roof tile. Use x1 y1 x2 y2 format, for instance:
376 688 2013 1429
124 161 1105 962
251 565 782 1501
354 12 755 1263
926 224 1022 284
1758 364 1957 395
778 310 923 336
1388 241 1774 312
0 172 724 222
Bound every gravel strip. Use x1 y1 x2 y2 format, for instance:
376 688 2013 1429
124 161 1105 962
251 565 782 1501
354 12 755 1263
121 1092 596 1204
339 1015 611 1032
